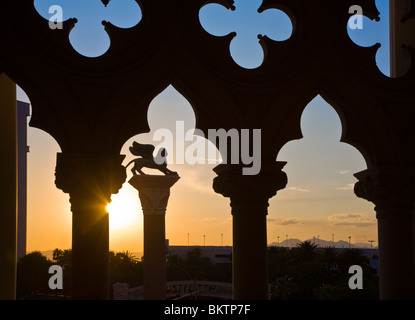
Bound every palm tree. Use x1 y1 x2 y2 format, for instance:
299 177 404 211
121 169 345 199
293 240 319 263
337 248 371 273
116 250 138 263
52 248 64 262
319 246 338 272
109 250 143 288
290 241 323 298
52 248 72 268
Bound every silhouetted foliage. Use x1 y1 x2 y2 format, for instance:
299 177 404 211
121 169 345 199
16 249 144 299
51 248 72 296
109 250 143 289
17 251 53 299
16 244 378 300
268 243 379 300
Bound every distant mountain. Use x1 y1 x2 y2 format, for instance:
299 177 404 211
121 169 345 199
268 238 378 249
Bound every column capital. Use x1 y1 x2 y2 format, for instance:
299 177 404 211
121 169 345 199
55 153 127 206
354 166 415 218
212 162 288 215
128 175 180 215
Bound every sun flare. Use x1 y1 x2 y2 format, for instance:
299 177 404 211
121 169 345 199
106 188 141 231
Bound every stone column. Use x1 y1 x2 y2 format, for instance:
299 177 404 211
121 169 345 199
0 74 17 300
55 153 126 300
129 175 180 300
354 167 415 299
213 162 288 300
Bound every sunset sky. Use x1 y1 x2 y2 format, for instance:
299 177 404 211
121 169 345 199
21 0 389 254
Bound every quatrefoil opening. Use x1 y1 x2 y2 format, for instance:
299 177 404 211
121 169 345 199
34 0 142 58
199 0 293 69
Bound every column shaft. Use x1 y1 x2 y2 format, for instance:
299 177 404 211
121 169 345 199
213 163 287 300
143 214 166 300
232 205 268 299
376 205 415 299
55 153 126 300
0 74 17 300
71 196 110 300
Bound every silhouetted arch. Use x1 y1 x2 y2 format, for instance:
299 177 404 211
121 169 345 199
317 92 372 168
117 86 229 247
276 94 368 171
272 95 376 250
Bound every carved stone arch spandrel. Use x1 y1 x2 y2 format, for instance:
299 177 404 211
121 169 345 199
171 0 317 162
320 76 415 167
0 0 174 153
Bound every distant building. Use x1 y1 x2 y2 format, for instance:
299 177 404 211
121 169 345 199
167 244 379 273
17 101 30 259
167 245 232 265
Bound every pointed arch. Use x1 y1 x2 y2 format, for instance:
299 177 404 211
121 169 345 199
115 85 230 250
272 94 376 252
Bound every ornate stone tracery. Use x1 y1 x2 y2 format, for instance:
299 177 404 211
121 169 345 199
213 162 288 214
1 0 415 300
0 0 413 162
354 167 415 217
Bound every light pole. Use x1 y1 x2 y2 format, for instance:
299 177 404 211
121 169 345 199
286 235 288 248
203 235 206 246
348 236 351 248
277 236 280 247
221 233 223 246
332 233 334 247
188 233 190 246
368 240 375 249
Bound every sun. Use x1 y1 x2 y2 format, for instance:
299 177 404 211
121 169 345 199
106 187 141 231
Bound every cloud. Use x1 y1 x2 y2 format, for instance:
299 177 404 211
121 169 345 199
176 167 215 195
336 183 355 190
193 216 231 226
274 218 303 226
286 187 310 193
328 213 376 228
339 170 350 175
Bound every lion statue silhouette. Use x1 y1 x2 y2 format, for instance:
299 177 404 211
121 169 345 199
125 142 178 176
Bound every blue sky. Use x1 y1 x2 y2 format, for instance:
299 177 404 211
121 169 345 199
20 0 390 251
